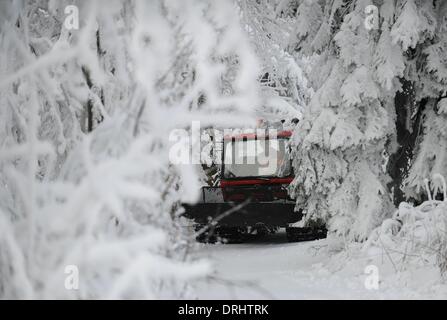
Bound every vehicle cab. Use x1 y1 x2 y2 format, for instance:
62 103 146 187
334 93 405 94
220 130 294 203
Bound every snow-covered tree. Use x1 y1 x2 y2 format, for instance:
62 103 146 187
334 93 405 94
0 0 260 299
399 0 447 201
287 0 403 241
238 0 308 120
280 0 447 243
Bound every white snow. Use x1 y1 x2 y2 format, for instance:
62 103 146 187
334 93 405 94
194 231 447 299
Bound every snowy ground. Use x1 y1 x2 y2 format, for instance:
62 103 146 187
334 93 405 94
194 230 447 299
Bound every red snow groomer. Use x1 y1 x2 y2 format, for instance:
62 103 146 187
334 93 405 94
183 128 322 242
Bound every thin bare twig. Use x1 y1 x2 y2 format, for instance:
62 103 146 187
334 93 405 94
379 236 399 273
194 200 251 238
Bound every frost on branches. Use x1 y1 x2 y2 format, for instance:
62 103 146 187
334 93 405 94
0 0 260 299
238 0 308 121
400 0 447 201
366 175 447 276
287 0 397 241
285 0 447 242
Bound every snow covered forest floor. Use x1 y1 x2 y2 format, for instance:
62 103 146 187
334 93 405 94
196 232 447 299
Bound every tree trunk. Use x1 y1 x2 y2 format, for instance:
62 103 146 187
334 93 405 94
387 79 425 205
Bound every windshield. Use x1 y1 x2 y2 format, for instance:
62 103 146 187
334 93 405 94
223 138 291 178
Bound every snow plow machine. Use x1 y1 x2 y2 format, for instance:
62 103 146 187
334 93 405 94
183 127 327 243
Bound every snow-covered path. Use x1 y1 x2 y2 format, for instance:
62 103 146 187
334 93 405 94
194 231 361 299
194 231 447 299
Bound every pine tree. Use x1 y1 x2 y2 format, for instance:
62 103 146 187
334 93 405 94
285 0 447 240
289 0 406 241
401 0 447 200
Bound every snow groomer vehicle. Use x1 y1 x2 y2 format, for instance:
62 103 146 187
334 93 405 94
183 120 327 243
